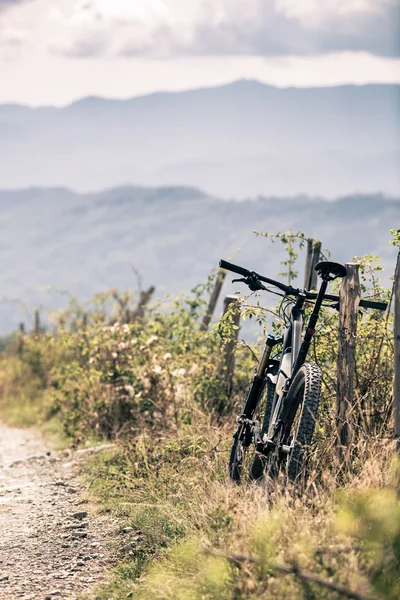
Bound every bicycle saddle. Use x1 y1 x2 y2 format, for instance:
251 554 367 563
315 261 347 281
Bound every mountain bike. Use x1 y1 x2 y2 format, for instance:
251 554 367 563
219 259 388 484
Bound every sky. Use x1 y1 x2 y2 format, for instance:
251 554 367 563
0 0 399 105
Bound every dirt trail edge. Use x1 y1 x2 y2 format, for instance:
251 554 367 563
0 422 117 600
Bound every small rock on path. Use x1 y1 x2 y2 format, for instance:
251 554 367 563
0 423 116 599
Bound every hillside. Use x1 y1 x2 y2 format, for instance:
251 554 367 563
0 185 398 334
1 81 399 197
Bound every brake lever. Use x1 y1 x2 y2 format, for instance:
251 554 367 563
232 275 265 292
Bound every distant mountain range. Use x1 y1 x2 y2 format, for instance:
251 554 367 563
0 186 398 335
1 80 399 197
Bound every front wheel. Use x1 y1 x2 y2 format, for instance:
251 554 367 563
284 363 322 482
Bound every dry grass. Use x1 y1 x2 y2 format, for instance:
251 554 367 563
84 413 399 600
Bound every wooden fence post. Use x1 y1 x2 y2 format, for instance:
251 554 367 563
304 239 314 289
394 252 400 450
304 239 321 290
336 263 361 465
219 295 241 394
200 269 226 331
309 241 322 290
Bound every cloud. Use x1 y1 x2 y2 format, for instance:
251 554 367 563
48 0 176 57
0 1 31 57
5 0 400 59
180 0 400 58
0 0 33 7
0 0 36 21
0 26 26 44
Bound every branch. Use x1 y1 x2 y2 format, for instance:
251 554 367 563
205 549 378 600
240 339 259 363
240 301 285 324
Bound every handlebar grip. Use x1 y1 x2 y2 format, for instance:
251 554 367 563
311 292 387 311
219 259 250 277
359 298 388 311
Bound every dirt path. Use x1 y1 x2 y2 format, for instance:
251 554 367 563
0 423 116 600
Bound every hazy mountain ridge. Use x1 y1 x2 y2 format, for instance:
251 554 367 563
0 185 398 334
1 80 399 197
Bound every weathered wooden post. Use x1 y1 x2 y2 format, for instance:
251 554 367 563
394 253 400 451
200 269 226 331
34 309 40 337
336 263 361 465
303 239 314 289
219 295 241 394
309 241 322 290
17 322 25 356
303 239 321 290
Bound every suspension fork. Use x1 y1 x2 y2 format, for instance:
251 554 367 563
240 334 281 419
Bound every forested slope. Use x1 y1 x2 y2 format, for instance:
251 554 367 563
1 186 399 333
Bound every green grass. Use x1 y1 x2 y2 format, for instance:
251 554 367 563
82 428 400 600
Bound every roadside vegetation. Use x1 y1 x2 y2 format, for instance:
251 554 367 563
0 231 399 600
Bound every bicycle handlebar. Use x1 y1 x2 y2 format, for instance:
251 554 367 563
219 259 294 295
219 259 388 311
219 260 249 278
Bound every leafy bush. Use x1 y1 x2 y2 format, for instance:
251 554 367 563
6 279 253 442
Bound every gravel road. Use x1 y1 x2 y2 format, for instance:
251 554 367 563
0 423 116 600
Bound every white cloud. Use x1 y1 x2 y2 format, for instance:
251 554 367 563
79 0 400 58
0 0 398 58
0 0 399 104
94 0 171 23
0 25 26 43
275 0 380 23
184 0 399 58
46 0 178 57
0 0 28 7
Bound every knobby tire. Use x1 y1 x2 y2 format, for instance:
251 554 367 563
284 362 322 482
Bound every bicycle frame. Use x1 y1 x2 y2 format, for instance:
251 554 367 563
236 276 330 452
266 277 329 444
